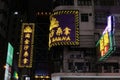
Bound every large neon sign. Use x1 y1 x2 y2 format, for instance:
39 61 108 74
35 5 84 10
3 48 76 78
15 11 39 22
49 10 80 49
4 43 14 80
96 16 116 61
18 23 35 68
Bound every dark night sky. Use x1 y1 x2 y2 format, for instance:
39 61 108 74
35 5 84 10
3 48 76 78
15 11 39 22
11 0 53 12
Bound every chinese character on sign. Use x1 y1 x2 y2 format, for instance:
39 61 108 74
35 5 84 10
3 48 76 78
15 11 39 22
56 27 63 36
24 39 30 44
23 58 28 64
23 51 29 57
63 27 71 36
25 33 31 38
24 45 29 50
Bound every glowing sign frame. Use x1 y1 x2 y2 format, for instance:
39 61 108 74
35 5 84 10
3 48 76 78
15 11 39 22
49 10 80 49
96 16 116 61
18 23 35 68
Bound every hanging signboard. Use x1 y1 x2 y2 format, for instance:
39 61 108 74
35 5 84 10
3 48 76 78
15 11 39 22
49 10 80 49
96 16 116 61
18 23 35 68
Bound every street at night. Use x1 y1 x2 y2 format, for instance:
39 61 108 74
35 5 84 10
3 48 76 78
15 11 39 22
1 0 120 80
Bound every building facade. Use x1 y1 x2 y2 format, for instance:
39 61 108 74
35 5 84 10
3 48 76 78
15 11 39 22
50 0 120 80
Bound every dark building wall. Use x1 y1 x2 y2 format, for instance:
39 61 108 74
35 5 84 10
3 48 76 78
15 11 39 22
0 35 8 79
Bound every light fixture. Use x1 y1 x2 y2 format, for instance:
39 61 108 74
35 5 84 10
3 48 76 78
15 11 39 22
14 11 18 15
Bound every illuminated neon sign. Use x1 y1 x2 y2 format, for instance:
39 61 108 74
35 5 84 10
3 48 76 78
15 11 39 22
18 23 35 68
4 43 14 80
96 16 116 61
49 10 80 49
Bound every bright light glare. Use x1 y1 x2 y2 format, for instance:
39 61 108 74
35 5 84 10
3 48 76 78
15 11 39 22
14 11 18 15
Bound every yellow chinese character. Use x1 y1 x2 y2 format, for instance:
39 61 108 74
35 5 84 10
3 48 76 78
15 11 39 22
24 26 32 33
25 33 31 38
24 39 30 44
24 45 29 50
100 37 104 51
23 51 29 57
49 30 55 38
103 31 109 46
23 58 28 64
63 27 71 36
56 27 63 36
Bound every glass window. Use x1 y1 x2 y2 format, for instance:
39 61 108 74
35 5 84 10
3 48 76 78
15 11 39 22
117 0 120 6
94 0 116 6
68 62 73 70
54 0 74 6
78 0 92 6
70 54 74 58
76 54 81 59
95 13 107 24
81 13 89 22
64 0 74 5
75 62 83 70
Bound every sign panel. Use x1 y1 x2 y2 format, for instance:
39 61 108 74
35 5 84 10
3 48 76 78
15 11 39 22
49 10 79 49
96 16 116 61
4 64 11 80
6 43 14 66
4 43 14 80
18 23 35 68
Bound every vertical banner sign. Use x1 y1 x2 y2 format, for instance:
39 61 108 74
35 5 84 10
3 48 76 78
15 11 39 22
4 43 14 80
96 16 116 61
6 43 14 66
18 23 35 68
49 10 79 49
